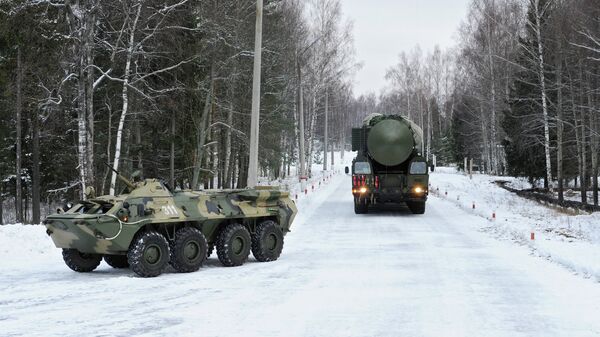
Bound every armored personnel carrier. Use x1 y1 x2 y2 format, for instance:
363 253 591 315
346 113 430 214
44 173 297 277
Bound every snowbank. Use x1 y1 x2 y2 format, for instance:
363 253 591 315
0 224 60 266
430 170 600 281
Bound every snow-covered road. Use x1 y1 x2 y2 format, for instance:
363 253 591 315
2 174 600 337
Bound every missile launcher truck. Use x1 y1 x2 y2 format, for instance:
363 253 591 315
44 172 297 277
346 113 430 214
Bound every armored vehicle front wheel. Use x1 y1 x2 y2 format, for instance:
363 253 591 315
251 220 284 262
62 249 102 272
170 227 208 273
354 198 368 214
407 201 426 214
104 255 129 269
217 223 251 267
127 231 170 277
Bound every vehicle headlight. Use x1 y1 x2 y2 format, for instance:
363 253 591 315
359 187 368 194
413 186 424 194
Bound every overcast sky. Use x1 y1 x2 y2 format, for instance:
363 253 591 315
342 0 471 97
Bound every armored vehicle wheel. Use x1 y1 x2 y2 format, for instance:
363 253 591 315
104 255 129 269
207 244 214 258
170 227 208 273
62 249 102 272
407 201 426 214
217 223 251 267
251 220 284 262
354 198 368 214
127 231 170 277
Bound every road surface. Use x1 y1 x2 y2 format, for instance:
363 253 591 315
2 174 600 337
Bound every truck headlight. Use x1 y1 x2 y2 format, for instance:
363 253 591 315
359 187 368 194
413 186 424 194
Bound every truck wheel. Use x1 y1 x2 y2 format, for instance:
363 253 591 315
104 255 129 268
127 231 170 277
217 223 251 267
354 198 368 214
170 227 208 273
251 220 284 262
407 201 426 214
62 249 102 272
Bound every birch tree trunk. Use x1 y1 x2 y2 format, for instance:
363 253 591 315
533 0 552 187
110 3 142 195
556 52 564 203
84 2 96 190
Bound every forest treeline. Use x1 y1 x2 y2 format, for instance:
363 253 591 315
0 0 359 224
2 0 600 225
376 0 600 205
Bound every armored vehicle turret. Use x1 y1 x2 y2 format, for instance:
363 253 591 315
44 175 297 277
346 113 429 214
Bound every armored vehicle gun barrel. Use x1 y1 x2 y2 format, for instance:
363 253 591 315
104 163 136 191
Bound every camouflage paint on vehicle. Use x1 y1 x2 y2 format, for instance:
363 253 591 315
44 179 297 255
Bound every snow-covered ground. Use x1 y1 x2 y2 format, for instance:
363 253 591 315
430 168 600 281
2 161 600 336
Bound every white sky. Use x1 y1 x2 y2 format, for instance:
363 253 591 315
342 0 471 97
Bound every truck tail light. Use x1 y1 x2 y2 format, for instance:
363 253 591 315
375 176 380 189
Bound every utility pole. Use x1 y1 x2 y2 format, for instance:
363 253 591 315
247 0 263 187
323 86 328 171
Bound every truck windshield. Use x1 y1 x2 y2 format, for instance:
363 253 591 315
409 161 427 175
354 162 371 174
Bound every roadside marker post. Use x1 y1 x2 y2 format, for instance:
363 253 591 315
492 212 496 221
530 232 535 240
472 202 476 209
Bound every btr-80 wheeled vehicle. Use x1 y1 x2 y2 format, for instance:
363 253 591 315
44 173 297 277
